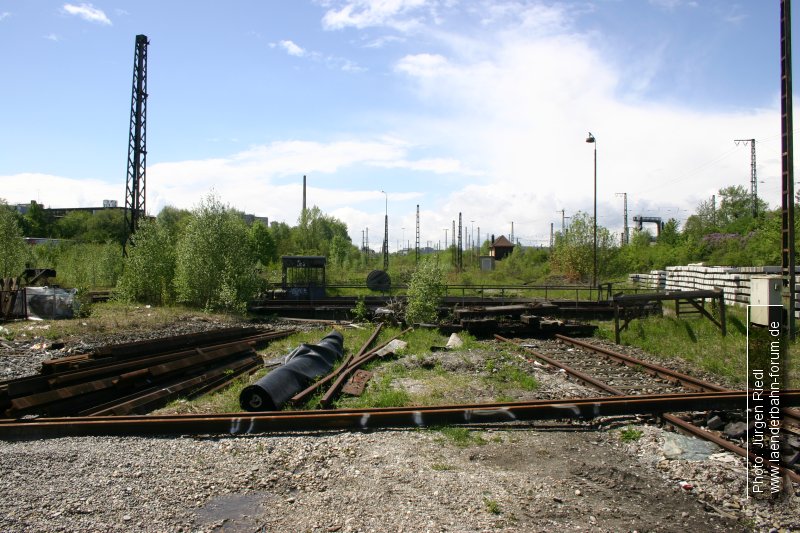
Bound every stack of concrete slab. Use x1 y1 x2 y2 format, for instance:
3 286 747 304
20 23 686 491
628 270 667 290
630 264 800 316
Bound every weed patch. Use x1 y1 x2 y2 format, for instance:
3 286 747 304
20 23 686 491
483 498 501 515
433 426 487 447
619 426 643 442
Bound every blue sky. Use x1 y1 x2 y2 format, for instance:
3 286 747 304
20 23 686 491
0 1 792 248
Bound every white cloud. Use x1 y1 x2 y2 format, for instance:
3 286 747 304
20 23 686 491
62 3 111 25
376 6 782 245
395 53 448 77
44 33 60 42
273 38 365 73
279 39 306 57
0 12 10 22
2 138 471 237
648 0 699 9
2 174 121 209
322 0 428 31
363 35 404 48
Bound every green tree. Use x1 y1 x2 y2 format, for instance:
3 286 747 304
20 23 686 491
293 206 350 256
329 234 351 267
657 218 681 246
22 201 54 237
84 209 126 244
56 211 92 240
117 219 176 304
405 258 445 324
549 212 617 282
174 194 258 312
156 205 192 242
0 200 28 277
250 220 277 265
270 221 293 257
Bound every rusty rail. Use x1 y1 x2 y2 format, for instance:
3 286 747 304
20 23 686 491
499 335 800 483
2 390 797 440
555 334 800 427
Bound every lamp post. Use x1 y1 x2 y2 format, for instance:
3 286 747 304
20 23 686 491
585 132 597 294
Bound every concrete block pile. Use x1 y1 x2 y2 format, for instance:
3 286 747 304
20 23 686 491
628 264 800 314
627 270 667 290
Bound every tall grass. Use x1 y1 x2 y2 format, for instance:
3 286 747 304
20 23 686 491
595 306 799 388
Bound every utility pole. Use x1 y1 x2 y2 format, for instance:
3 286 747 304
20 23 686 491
452 220 456 267
123 34 149 255
615 193 628 245
443 228 448 250
510 222 514 245
557 209 572 235
781 0 796 338
366 227 369 256
711 195 717 227
302 175 307 215
381 190 388 271
550 223 554 248
734 138 759 217
477 227 481 256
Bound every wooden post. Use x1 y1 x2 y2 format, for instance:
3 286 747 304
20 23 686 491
614 304 621 344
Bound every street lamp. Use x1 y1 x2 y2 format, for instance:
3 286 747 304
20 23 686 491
585 132 597 293
380 190 388 270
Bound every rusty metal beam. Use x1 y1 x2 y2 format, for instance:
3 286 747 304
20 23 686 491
2 390 794 440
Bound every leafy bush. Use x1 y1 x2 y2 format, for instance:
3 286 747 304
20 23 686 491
29 242 123 288
0 200 28 278
350 296 369 322
174 194 258 312
405 258 445 324
117 218 176 305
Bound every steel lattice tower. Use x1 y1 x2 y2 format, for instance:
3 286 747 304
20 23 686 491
457 213 463 271
124 34 149 253
734 139 758 217
415 204 420 264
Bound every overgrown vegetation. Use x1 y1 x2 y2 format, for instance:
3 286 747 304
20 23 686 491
405 258 445 324
0 199 27 278
595 306 799 388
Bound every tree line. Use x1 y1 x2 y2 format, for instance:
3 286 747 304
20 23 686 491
1 184 797 311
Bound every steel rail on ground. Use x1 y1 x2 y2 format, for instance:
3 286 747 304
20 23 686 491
3 391 795 441
498 335 800 483
555 334 800 427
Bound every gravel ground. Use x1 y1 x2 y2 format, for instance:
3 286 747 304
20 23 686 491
0 428 746 532
1 316 798 531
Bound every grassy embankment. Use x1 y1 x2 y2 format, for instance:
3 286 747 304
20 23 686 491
594 304 799 389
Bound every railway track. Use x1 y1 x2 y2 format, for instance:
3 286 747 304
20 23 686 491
2 390 795 440
496 334 800 482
